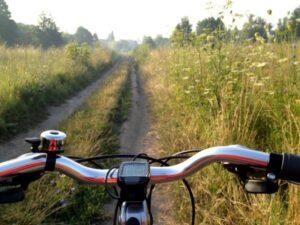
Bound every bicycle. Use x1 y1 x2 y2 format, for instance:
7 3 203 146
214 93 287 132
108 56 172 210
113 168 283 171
0 130 299 225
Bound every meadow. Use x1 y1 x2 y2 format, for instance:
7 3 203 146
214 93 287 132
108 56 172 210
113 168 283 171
0 44 114 140
140 41 300 224
0 62 130 225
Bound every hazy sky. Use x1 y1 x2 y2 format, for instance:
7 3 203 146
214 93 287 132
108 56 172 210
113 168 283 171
6 0 300 41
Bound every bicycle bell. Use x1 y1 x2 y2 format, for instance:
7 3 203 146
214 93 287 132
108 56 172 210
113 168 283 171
40 130 66 153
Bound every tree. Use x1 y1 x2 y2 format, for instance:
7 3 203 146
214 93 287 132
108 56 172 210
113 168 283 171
178 17 192 39
16 23 40 46
154 35 169 48
93 33 99 42
0 0 18 45
196 17 225 35
171 17 194 46
290 6 300 37
142 36 156 48
114 40 138 53
0 0 10 17
74 26 94 45
37 13 63 48
107 31 115 42
242 15 269 41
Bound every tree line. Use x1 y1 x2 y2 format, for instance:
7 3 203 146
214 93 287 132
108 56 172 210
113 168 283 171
170 6 300 47
0 0 99 48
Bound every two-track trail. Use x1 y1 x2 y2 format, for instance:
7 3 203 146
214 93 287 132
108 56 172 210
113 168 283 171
101 65 175 225
0 62 121 162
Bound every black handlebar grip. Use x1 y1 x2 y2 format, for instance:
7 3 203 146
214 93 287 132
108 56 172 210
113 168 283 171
281 153 300 183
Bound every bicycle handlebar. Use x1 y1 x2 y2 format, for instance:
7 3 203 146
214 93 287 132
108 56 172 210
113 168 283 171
0 145 271 184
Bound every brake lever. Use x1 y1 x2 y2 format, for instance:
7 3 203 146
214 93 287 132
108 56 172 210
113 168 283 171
0 172 43 204
222 163 279 194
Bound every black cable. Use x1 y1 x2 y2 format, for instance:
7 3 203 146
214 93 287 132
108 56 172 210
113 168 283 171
132 153 149 161
105 167 119 200
64 155 104 168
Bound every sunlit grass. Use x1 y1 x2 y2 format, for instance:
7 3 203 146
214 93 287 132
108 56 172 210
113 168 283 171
140 41 300 224
0 45 113 139
0 63 130 225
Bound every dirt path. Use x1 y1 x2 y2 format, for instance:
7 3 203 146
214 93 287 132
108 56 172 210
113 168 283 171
101 65 175 225
0 62 120 162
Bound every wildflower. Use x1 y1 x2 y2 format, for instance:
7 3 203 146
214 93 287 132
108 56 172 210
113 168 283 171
278 58 288 63
206 35 215 42
256 62 267 68
199 33 207 39
59 198 67 207
296 99 300 105
182 76 189 80
70 187 76 193
50 180 56 186
293 61 299 66
184 90 191 94
269 91 275 95
254 82 264 87
195 79 200 83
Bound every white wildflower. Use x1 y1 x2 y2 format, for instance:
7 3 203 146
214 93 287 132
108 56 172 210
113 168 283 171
278 58 288 63
256 62 267 68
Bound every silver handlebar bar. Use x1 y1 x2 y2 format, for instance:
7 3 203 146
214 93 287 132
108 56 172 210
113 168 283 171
0 145 270 185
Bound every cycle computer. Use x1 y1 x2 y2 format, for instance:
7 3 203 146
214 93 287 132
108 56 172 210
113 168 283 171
118 161 150 186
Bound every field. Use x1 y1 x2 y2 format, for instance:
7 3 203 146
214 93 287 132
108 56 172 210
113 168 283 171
0 62 130 225
0 44 114 140
140 42 300 224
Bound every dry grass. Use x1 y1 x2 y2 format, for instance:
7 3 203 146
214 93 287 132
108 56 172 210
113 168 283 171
140 42 300 224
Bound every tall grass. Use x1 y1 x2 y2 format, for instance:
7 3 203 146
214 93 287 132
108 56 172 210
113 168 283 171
140 42 300 224
0 44 114 140
0 62 130 225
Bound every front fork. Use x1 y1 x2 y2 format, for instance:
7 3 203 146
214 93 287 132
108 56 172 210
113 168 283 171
118 200 150 225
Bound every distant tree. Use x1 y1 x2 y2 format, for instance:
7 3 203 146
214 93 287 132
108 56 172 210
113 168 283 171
154 35 169 48
114 39 138 53
0 0 10 17
107 31 115 42
171 17 194 46
290 6 300 37
62 32 75 43
16 23 40 46
37 13 63 48
0 0 18 45
242 15 269 41
142 36 156 48
275 17 289 41
196 17 225 35
178 17 192 39
74 26 94 45
93 33 99 42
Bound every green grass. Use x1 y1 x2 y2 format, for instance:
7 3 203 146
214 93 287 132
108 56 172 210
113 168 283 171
0 62 131 225
0 44 115 140
139 41 300 224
